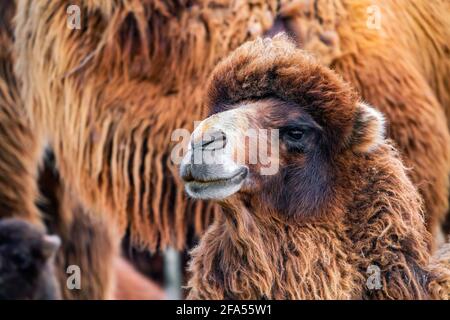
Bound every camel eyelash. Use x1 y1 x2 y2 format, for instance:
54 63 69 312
281 115 322 132
280 124 313 137
281 127 305 138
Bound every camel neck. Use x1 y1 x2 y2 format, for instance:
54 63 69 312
205 199 359 299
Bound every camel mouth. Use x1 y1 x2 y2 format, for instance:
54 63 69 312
183 167 248 200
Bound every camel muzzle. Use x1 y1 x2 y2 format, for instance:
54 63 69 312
180 127 248 200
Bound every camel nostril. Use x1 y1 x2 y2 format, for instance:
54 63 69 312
180 164 194 182
194 130 227 151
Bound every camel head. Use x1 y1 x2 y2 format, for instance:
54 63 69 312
180 36 386 217
0 219 62 300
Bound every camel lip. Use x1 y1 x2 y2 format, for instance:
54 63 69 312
184 167 248 200
186 167 248 186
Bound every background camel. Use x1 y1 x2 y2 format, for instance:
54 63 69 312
0 0 448 299
277 0 450 239
183 37 450 299
0 0 166 299
1 0 279 299
0 219 61 300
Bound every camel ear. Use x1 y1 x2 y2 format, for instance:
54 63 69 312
351 103 385 153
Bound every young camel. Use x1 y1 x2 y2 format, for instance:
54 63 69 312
180 36 450 299
0 219 61 300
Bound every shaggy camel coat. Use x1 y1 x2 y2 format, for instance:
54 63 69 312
279 0 450 238
13 0 278 249
187 37 450 299
6 0 279 298
0 1 120 299
0 0 448 298
0 1 161 300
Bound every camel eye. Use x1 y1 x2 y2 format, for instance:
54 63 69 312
281 126 311 152
285 129 304 140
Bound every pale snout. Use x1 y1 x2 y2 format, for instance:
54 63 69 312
180 112 250 200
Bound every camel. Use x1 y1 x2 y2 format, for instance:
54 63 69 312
0 0 447 298
0 219 61 300
7 0 279 298
181 36 450 299
0 1 165 299
277 0 450 239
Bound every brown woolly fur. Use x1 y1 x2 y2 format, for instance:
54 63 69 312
39 163 119 300
1 0 449 299
41 162 160 299
278 0 450 241
14 0 278 251
207 37 359 153
7 0 277 299
54 211 118 300
0 1 42 227
187 36 450 300
429 243 450 299
1 1 119 300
